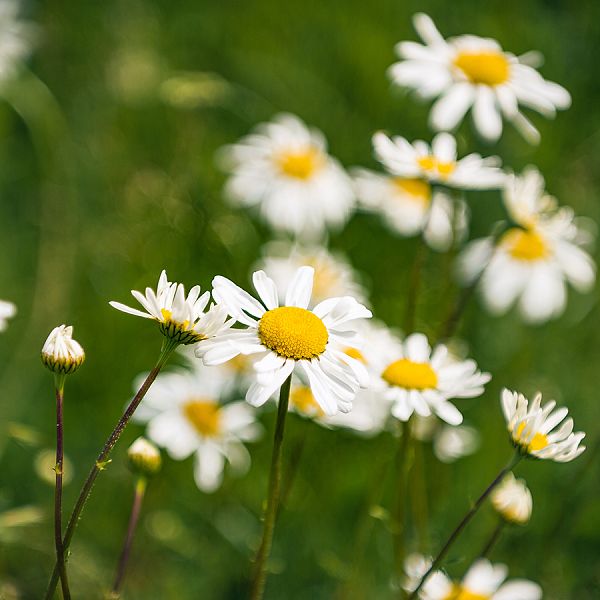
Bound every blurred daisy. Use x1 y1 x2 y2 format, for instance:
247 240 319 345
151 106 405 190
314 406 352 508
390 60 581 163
198 266 372 415
390 13 571 143
491 472 532 525
256 241 368 306
419 558 542 600
371 332 490 425
501 388 585 462
412 415 479 463
110 270 232 345
0 0 35 82
353 168 468 251
220 113 355 238
373 132 505 189
459 170 595 323
134 366 261 492
0 299 15 331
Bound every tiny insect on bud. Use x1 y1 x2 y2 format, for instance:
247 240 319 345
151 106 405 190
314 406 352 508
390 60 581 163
41 325 85 375
127 437 161 477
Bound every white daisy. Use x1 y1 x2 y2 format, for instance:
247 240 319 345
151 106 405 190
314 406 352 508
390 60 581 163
501 388 585 463
41 324 85 375
0 0 35 82
420 558 542 600
0 299 16 331
390 13 571 143
220 113 355 238
412 415 479 463
459 170 595 323
133 365 261 492
255 241 368 306
110 270 232 345
198 266 372 416
127 437 162 477
353 168 468 251
370 332 490 425
373 131 505 190
490 472 532 525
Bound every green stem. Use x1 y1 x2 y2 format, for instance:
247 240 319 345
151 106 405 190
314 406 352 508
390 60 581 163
409 438 429 552
479 519 505 559
404 238 428 335
393 421 412 584
44 339 177 599
250 374 292 600
408 452 521 599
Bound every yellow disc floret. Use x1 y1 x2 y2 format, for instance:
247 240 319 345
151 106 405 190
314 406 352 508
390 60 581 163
276 147 324 180
501 227 549 262
393 177 431 205
290 386 324 417
453 50 510 86
344 347 367 363
183 399 221 437
258 306 328 360
417 156 456 179
513 422 549 453
444 585 490 600
159 309 207 345
382 358 438 390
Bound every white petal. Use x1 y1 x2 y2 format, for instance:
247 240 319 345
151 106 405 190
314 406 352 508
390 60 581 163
473 86 503 142
284 266 314 308
253 271 279 310
194 444 226 493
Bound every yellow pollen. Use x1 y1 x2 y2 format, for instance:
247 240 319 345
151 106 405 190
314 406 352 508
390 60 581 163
392 177 431 205
183 399 221 437
290 386 324 417
514 422 549 453
160 308 190 331
258 306 328 360
444 585 490 600
501 228 549 261
382 358 438 390
417 156 456 179
453 50 510 86
344 347 366 363
276 147 324 180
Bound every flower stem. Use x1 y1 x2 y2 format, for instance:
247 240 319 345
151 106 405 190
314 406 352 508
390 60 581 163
250 373 292 600
404 238 428 334
44 339 177 600
479 519 505 559
409 438 429 552
393 420 412 583
54 378 71 600
111 477 148 597
408 452 521 599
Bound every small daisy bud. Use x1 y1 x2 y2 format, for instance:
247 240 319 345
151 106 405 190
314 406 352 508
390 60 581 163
491 472 533 525
41 325 85 375
127 437 161 477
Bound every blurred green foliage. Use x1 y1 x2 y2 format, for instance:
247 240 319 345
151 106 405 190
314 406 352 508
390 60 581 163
0 0 599 598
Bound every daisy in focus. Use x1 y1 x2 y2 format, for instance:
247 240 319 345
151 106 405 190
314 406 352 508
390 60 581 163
459 168 595 323
0 0 35 82
373 131 505 190
501 388 585 462
219 113 355 238
412 415 479 463
133 365 261 492
41 324 85 375
491 472 532 525
198 266 372 416
389 13 571 143
110 270 232 345
370 332 490 425
0 299 16 331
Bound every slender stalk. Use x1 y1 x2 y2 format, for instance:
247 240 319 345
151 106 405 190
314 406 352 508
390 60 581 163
408 452 521 599
479 519 505 559
111 477 148 597
393 420 412 583
44 339 178 600
409 438 429 552
250 374 292 600
404 238 428 334
54 378 71 600
278 419 309 515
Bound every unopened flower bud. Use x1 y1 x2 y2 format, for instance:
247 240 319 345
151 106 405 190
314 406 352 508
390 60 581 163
127 437 161 477
41 325 85 375
491 472 533 525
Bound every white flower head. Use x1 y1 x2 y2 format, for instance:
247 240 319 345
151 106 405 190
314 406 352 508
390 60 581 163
0 0 35 83
411 416 480 462
371 332 490 425
0 299 16 331
354 168 469 251
127 437 162 477
421 558 542 600
133 364 262 493
491 471 532 525
198 266 372 416
220 113 355 238
110 270 232 345
390 13 571 143
501 388 586 462
41 325 85 375
373 131 505 190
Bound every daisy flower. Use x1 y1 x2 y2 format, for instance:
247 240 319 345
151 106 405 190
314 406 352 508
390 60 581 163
255 241 368 306
419 558 542 600
390 13 571 143
220 113 355 238
490 472 532 525
501 388 585 462
373 131 505 190
133 365 261 492
110 270 232 345
0 299 16 331
459 169 595 323
353 168 468 251
127 437 162 478
371 332 490 425
0 0 35 82
198 266 372 416
41 325 85 375
412 415 479 463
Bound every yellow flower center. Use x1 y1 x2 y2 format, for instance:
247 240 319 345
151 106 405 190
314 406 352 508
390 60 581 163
344 347 366 363
305 257 340 300
276 147 324 180
453 50 510 86
226 354 250 374
392 177 431 205
161 308 190 330
258 306 328 360
501 228 549 261
417 156 456 179
159 309 206 345
183 399 221 437
514 422 549 453
290 386 324 417
382 358 438 390
444 586 490 600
